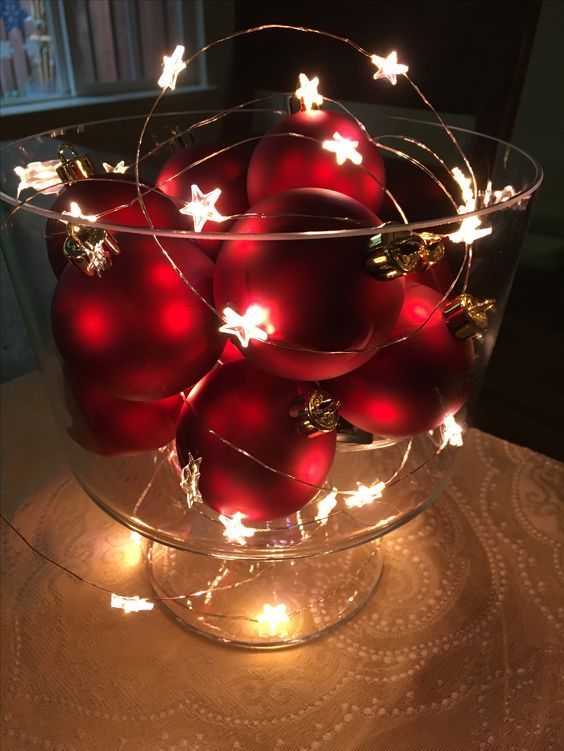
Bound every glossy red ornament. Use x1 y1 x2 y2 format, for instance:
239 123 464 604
52 234 223 401
214 188 404 380
45 178 190 277
176 360 336 521
247 109 386 213
64 369 182 456
156 141 252 259
325 285 475 436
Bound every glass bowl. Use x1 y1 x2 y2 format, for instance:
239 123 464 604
0 110 542 646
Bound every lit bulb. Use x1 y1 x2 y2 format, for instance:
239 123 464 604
179 184 226 232
322 132 363 166
370 51 408 85
315 490 338 525
102 160 128 174
440 414 464 448
158 44 186 91
62 201 98 223
447 215 492 244
345 481 385 509
14 160 62 197
219 512 257 545
219 305 269 348
452 167 475 213
110 594 154 613
295 72 323 110
257 603 289 636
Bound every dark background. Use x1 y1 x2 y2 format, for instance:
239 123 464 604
1 0 563 459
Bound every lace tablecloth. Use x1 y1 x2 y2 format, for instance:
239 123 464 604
1 372 563 751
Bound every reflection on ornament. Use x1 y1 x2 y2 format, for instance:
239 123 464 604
345 481 385 508
370 51 408 85
179 453 203 509
102 160 128 174
62 202 120 277
447 215 492 244
440 414 464 448
179 184 226 232
322 132 363 166
110 593 154 613
257 603 289 636
219 305 269 348
158 44 186 91
219 512 257 545
14 159 62 197
315 490 338 525
295 72 323 111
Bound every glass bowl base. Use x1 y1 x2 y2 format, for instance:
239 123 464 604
146 539 383 648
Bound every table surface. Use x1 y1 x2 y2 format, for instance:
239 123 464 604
1 372 563 751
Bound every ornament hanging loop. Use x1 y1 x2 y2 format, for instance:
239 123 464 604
365 224 445 280
443 294 496 339
290 389 340 438
56 143 96 183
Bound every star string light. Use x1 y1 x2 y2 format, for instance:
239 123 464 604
440 414 464 449
295 72 323 111
179 184 226 232
370 51 408 85
219 305 269 348
14 160 62 197
322 132 363 166
62 201 98 224
179 453 203 509
315 490 338 526
102 160 128 174
447 215 492 245
345 481 386 509
219 512 257 545
110 594 154 613
257 603 290 635
158 44 186 91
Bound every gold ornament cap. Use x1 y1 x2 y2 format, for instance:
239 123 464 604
418 232 446 268
365 225 422 280
63 224 120 277
56 143 96 183
443 294 495 339
290 389 340 438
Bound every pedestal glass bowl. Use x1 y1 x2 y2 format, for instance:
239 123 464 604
0 110 542 647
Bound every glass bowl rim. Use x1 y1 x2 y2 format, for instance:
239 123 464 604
0 111 543 241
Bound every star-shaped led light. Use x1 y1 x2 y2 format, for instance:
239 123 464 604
158 44 186 91
179 453 203 509
322 131 363 166
257 603 289 636
447 215 492 245
345 481 385 509
219 512 257 545
295 72 323 111
440 415 464 449
110 594 154 613
179 184 226 233
315 490 338 526
370 51 408 85
219 305 269 348
62 201 98 223
102 160 128 174
14 159 62 197
451 167 475 212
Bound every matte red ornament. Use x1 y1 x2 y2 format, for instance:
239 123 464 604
325 284 475 437
63 369 182 456
176 360 336 521
156 141 252 259
214 188 404 380
52 234 224 401
247 109 386 213
45 178 190 277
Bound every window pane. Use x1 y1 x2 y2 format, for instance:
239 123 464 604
0 0 66 103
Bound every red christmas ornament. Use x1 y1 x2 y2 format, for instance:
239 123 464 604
156 141 252 259
45 178 190 277
247 109 386 214
219 340 245 364
325 284 475 437
214 188 404 380
176 360 337 521
52 234 224 401
63 369 182 457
